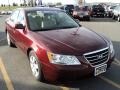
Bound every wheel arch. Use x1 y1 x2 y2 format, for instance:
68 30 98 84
27 47 33 58
5 28 7 34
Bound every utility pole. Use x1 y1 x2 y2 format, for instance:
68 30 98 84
8 0 10 10
23 0 26 6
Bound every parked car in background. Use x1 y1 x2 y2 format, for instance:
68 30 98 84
73 6 90 21
7 11 12 15
5 7 115 82
0 11 7 15
112 5 120 22
60 4 74 15
90 5 105 17
107 5 117 17
0 10 12 15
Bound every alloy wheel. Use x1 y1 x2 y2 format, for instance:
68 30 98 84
7 32 11 46
30 55 40 78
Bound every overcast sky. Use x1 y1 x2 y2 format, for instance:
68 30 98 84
0 0 120 5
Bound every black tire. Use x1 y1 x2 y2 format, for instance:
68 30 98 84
112 15 115 20
101 14 104 18
86 17 90 21
117 16 120 22
29 50 44 81
6 31 15 47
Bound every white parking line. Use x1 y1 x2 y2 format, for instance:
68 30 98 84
114 59 120 66
99 76 120 89
112 61 119 66
61 86 70 90
0 58 14 90
99 59 120 89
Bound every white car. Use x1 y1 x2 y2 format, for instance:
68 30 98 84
1 11 7 15
112 6 120 22
7 11 12 15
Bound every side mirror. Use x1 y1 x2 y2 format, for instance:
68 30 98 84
15 23 25 29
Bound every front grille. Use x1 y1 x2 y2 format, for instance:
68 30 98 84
84 47 109 67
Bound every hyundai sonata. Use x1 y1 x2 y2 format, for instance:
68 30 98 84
5 7 115 81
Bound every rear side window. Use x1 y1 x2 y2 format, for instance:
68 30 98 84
10 10 19 23
118 6 120 11
17 11 25 25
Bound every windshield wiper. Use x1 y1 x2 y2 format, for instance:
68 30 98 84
32 28 58 31
60 26 77 29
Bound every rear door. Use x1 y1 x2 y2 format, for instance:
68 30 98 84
14 10 31 53
6 10 20 43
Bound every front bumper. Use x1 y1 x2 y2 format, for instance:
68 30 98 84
42 54 115 81
91 12 105 16
73 15 90 20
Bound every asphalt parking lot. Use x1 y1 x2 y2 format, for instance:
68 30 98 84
0 15 120 90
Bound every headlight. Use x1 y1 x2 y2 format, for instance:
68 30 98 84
47 52 81 65
109 41 114 54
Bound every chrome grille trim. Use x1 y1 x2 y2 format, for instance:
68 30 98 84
88 54 108 61
84 47 109 67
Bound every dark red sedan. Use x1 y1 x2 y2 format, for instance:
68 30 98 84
5 7 115 81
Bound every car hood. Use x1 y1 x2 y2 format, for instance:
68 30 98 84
33 27 108 56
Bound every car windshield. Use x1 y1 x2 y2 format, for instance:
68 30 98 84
27 10 79 31
74 6 81 11
93 5 103 9
110 6 116 9
65 5 74 10
82 6 89 11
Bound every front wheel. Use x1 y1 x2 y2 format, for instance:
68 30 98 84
6 31 14 47
29 50 44 81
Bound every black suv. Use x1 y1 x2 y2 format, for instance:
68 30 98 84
60 4 74 15
91 5 105 17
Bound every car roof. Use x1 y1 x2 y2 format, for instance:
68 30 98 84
17 7 62 12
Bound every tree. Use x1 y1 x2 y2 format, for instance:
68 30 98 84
23 0 27 6
13 3 18 6
1 4 3 7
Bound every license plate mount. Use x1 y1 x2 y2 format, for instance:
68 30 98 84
94 64 107 76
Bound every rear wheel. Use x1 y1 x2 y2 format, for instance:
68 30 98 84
112 15 115 20
29 50 44 81
6 31 14 47
117 16 120 22
86 17 90 21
